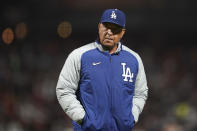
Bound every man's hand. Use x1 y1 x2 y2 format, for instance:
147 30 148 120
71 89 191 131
76 119 83 125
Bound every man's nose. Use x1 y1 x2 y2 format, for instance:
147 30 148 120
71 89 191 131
106 29 113 35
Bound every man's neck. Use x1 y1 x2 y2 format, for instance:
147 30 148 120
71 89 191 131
102 44 118 54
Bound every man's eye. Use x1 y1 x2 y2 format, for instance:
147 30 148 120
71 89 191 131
112 29 122 34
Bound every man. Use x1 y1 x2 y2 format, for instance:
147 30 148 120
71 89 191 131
56 9 148 131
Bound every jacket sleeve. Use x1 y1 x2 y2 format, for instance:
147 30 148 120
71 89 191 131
132 55 148 123
56 49 85 122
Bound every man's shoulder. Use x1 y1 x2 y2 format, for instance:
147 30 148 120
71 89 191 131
75 42 97 53
122 45 140 58
69 42 97 58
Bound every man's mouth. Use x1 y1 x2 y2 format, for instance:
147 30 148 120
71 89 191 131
105 37 113 41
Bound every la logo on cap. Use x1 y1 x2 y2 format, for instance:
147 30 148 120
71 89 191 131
100 9 126 27
111 11 117 19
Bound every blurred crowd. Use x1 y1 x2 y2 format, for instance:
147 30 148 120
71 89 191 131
0 33 197 131
0 39 74 131
134 41 197 131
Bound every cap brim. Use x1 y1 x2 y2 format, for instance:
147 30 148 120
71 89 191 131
100 20 124 28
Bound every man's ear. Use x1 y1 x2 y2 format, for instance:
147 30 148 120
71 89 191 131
98 23 101 30
120 29 126 38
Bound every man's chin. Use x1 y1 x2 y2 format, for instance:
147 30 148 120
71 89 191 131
102 40 114 47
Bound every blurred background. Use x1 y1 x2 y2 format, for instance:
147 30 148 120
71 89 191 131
0 0 197 131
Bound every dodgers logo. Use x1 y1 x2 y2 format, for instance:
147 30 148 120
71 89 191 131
111 11 117 19
121 63 133 82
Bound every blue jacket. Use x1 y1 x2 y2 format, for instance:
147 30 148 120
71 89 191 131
56 42 148 131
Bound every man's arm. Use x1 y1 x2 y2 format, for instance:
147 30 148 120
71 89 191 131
56 50 85 122
132 55 148 123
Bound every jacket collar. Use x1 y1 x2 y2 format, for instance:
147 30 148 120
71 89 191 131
95 40 122 54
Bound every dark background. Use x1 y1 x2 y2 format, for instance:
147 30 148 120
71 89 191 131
0 0 197 131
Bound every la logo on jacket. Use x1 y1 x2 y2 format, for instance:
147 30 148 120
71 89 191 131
121 63 133 82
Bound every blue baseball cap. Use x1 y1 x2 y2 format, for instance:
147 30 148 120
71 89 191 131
100 9 126 28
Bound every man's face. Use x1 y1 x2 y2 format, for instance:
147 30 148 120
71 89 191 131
98 22 125 50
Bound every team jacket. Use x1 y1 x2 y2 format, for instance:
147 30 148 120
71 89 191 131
56 41 148 131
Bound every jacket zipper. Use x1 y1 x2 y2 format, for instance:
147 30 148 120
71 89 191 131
109 55 113 130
